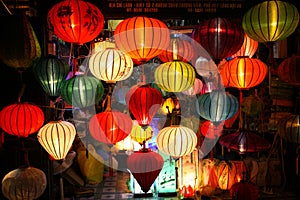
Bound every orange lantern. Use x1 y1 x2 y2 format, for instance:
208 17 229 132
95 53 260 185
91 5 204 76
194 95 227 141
113 16 170 63
230 34 258 58
47 0 105 45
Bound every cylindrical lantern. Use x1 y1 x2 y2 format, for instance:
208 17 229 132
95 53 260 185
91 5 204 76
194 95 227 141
130 123 153 145
155 60 196 92
220 57 268 89
230 34 259 58
182 78 203 96
32 56 70 101
37 120 76 160
277 55 300 87
88 48 134 84
47 0 105 45
0 102 45 138
197 91 239 124
242 0 299 43
156 125 197 159
60 74 104 108
114 16 170 63
278 114 300 144
2 166 47 200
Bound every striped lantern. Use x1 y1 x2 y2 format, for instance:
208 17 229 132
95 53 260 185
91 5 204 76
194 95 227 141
47 0 105 45
230 34 259 58
113 16 170 63
220 57 268 89
156 125 197 159
278 114 300 144
277 55 300 87
60 74 104 108
89 48 134 84
182 78 203 96
242 0 299 43
0 102 44 138
32 55 70 101
130 123 153 145
154 61 196 92
37 120 76 160
197 91 239 124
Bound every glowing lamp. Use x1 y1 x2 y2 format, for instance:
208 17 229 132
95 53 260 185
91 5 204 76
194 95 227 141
160 96 179 115
130 123 153 145
230 34 258 58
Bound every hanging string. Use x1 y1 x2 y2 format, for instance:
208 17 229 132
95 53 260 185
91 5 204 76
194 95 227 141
239 89 243 130
17 72 26 103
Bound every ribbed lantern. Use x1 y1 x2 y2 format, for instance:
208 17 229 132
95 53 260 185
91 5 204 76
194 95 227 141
192 17 244 64
88 48 134 84
125 85 162 127
155 60 196 92
242 0 299 43
182 78 203 96
220 57 268 89
60 74 104 108
0 102 44 138
156 125 197 159
32 56 70 101
114 16 170 63
127 148 164 193
37 120 76 160
230 34 258 58
130 123 153 145
47 0 105 45
197 91 239 124
2 166 47 200
277 55 300 87
278 114 300 144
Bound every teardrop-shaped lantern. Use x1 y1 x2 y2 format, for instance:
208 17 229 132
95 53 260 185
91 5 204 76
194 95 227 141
130 123 153 145
155 61 196 92
197 91 239 124
2 166 47 200
242 0 299 43
278 114 300 144
127 148 164 193
230 34 259 58
126 85 162 127
60 74 104 108
192 17 244 64
32 56 70 101
156 125 197 159
277 55 300 87
0 102 45 138
89 48 134 84
200 120 224 139
182 78 203 96
37 120 76 160
89 111 133 145
114 16 170 63
47 0 105 45
220 57 268 89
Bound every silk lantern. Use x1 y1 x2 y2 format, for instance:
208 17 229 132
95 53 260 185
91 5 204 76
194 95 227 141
277 55 300 87
156 125 197 159
0 102 44 138
242 0 299 43
126 85 162 127
32 56 70 101
182 78 203 96
155 60 196 92
89 48 134 84
278 114 300 144
37 120 76 160
47 0 105 45
130 123 153 145
127 148 164 193
230 34 258 58
60 74 104 108
114 16 170 63
230 181 259 200
200 120 224 139
2 166 47 200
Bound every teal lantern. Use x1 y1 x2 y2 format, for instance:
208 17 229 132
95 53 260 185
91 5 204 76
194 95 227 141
60 74 104 108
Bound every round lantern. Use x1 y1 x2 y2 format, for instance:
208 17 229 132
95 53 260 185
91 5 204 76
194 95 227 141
60 74 104 108
88 48 134 83
278 114 300 144
155 60 196 92
192 17 244 64
277 55 300 87
47 0 105 45
2 166 47 200
230 181 259 200
230 34 258 58
242 0 299 43
217 160 237 190
220 57 268 89
89 110 133 145
197 91 239 124
130 123 153 145
156 125 197 159
37 120 76 160
32 56 70 101
113 16 170 63
125 84 162 127
200 120 224 139
182 78 203 96
0 102 45 138
127 148 164 193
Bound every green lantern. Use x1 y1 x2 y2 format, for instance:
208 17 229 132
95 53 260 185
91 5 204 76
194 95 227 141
242 0 299 43
60 74 104 108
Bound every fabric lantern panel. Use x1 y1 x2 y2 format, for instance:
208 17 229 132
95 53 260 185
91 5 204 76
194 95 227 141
230 181 259 200
230 34 258 58
130 123 153 145
182 78 203 96
277 55 300 87
217 160 237 190
278 114 300 144
200 120 224 139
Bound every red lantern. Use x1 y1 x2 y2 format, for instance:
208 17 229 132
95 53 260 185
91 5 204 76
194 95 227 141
114 16 170 63
125 85 162 127
0 102 44 138
200 120 223 139
230 181 259 200
47 0 105 45
127 148 164 193
277 55 300 87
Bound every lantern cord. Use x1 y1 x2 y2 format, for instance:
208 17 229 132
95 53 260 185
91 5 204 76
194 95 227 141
20 139 30 167
17 72 26 103
265 42 276 95
238 89 243 129
0 0 12 15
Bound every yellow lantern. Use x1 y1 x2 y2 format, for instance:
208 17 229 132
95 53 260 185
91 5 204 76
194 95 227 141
130 123 153 144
